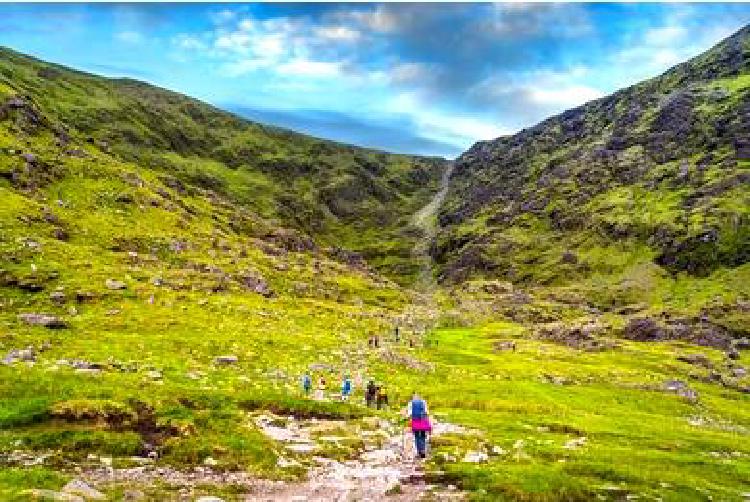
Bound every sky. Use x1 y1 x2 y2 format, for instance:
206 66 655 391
1 3 749 158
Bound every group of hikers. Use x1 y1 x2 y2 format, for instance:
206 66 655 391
300 372 432 459
301 373 389 409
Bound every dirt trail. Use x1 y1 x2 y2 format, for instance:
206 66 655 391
411 162 455 292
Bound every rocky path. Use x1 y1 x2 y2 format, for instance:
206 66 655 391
74 414 468 501
411 162 454 292
250 415 466 501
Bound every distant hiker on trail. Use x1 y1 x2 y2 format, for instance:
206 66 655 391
341 375 352 401
376 385 389 410
314 376 327 400
365 380 377 407
302 373 312 396
404 392 432 459
394 326 400 342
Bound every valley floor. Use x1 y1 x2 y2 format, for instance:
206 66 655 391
2 313 750 501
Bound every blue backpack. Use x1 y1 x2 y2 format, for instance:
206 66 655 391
410 398 427 419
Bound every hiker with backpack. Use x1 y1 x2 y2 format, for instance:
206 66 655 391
341 375 353 401
404 392 432 459
376 384 389 410
302 372 312 396
314 376 327 400
365 380 377 407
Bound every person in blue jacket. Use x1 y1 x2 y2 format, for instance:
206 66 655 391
341 375 353 401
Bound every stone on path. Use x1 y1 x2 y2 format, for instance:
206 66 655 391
462 451 488 463
195 497 225 502
22 489 84 502
62 479 105 500
122 490 146 501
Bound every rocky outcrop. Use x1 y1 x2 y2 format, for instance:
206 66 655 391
18 313 67 329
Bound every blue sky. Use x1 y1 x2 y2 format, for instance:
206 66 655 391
1 3 749 158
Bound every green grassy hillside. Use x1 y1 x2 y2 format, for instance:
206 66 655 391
0 47 448 284
1 27 749 502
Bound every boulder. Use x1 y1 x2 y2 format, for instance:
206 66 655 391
122 490 146 501
239 273 274 298
62 479 105 500
53 228 69 241
105 279 127 290
676 353 713 369
146 370 162 380
664 380 699 402
214 355 239 365
20 489 83 502
49 291 66 305
493 341 516 352
3 347 36 364
622 318 667 342
18 313 67 329
462 451 489 463
561 251 579 265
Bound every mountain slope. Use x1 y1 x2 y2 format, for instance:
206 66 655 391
436 25 750 329
0 47 448 284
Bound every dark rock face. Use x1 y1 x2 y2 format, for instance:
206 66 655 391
264 228 315 253
328 247 367 269
622 318 667 342
621 317 734 349
535 322 616 351
18 313 67 329
434 26 750 285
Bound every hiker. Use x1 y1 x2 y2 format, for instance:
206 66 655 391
394 325 400 342
365 380 377 407
404 392 432 459
341 375 353 401
314 376 327 400
376 385 389 410
302 372 312 396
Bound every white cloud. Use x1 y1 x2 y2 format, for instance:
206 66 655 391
277 59 342 78
528 85 603 107
610 14 741 83
115 30 144 45
314 26 361 41
345 6 399 33
389 62 433 86
643 25 687 46
172 34 207 51
385 92 508 148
